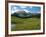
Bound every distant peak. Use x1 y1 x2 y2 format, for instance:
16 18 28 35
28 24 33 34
15 10 27 14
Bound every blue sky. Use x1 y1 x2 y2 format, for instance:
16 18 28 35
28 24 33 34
11 5 41 14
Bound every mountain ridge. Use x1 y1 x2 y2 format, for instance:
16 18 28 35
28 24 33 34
11 10 40 18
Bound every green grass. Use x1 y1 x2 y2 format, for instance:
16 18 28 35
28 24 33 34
11 16 40 31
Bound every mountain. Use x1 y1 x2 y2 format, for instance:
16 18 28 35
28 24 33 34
11 10 32 18
11 10 40 18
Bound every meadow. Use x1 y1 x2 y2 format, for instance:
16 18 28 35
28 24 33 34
11 16 40 31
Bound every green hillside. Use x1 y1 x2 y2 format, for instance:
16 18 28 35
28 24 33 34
11 16 40 31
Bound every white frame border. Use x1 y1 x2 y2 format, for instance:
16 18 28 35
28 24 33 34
8 3 43 34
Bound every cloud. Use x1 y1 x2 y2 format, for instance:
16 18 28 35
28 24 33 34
11 6 18 11
11 5 41 14
23 9 30 13
37 11 40 13
29 6 33 8
20 6 26 8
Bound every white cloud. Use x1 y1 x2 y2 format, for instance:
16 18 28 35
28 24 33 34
11 9 23 14
23 9 29 13
11 11 15 14
19 5 30 8
20 6 26 8
12 7 17 10
11 6 33 14
29 6 33 8
37 11 40 13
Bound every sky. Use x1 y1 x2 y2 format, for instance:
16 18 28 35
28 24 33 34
11 5 41 14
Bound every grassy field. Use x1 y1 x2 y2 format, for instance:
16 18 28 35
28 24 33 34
11 16 40 31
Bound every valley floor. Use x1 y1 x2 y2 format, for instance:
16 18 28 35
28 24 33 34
11 16 40 31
